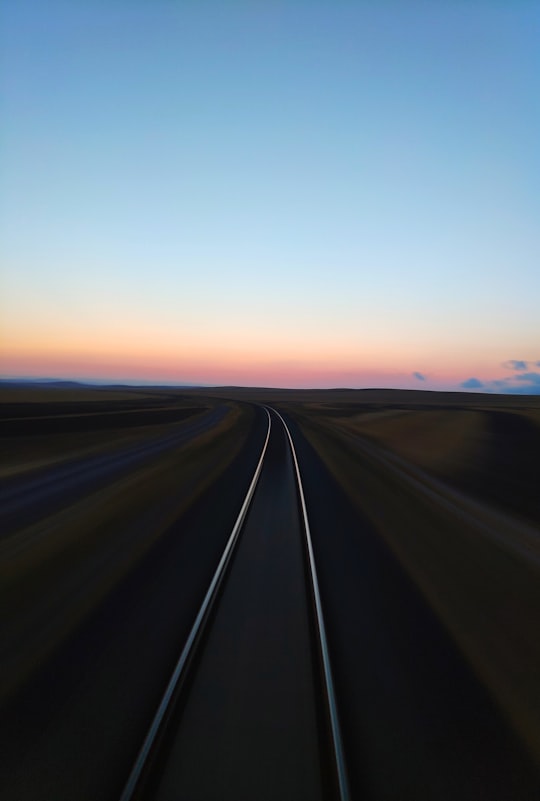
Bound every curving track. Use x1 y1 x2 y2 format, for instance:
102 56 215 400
120 406 349 801
1 400 539 800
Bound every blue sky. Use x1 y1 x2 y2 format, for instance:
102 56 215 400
1 1 539 390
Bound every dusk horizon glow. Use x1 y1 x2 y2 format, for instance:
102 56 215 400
2 2 539 394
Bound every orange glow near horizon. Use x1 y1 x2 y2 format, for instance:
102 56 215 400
2 3 539 396
0 341 503 390
2 317 535 390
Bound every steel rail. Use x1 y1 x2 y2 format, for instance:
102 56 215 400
119 407 272 801
270 406 351 801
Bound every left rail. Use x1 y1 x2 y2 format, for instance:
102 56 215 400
119 407 272 801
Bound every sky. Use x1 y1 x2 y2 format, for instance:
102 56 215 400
1 0 539 391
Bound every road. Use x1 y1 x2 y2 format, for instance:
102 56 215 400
1 402 539 800
0 404 268 800
0 405 227 534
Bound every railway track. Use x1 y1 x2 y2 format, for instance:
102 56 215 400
119 406 349 801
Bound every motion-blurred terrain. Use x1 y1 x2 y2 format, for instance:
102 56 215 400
1 384 539 800
1 387 254 699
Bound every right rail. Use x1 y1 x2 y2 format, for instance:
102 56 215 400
271 406 351 801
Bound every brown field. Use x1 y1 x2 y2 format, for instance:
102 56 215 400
0 386 210 479
2 384 539 765
1 390 254 699
259 390 540 767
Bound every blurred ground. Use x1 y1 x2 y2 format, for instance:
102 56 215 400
271 392 540 770
1 385 539 797
0 390 253 701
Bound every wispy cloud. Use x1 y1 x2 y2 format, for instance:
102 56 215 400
502 359 532 371
465 370 540 395
515 372 540 386
413 371 425 381
461 377 484 389
464 359 540 394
